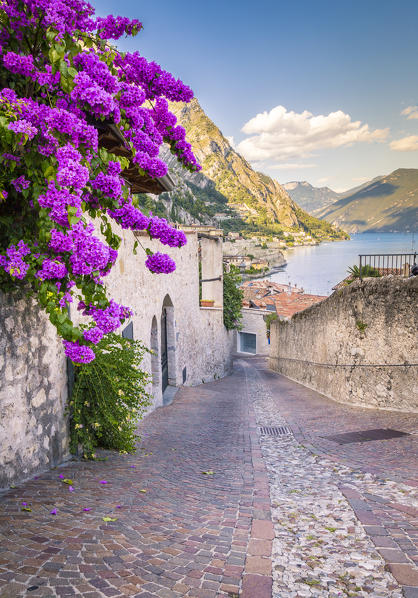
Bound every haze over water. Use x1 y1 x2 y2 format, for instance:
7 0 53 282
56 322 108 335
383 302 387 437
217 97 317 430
267 233 417 296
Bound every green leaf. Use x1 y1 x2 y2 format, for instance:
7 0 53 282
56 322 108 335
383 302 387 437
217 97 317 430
43 164 55 178
49 48 60 64
67 67 78 79
62 478 73 485
102 516 118 522
68 215 80 226
54 43 66 58
46 29 58 42
59 60 68 75
201 470 215 475
56 312 68 324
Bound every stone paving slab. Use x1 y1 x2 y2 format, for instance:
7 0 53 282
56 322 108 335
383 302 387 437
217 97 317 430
0 372 273 597
251 356 418 597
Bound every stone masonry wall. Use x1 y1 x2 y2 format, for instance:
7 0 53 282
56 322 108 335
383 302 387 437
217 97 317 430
96 227 234 409
0 292 68 488
269 276 417 412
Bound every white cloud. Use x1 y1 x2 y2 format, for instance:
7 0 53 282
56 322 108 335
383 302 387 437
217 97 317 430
317 177 329 184
401 106 418 120
236 105 389 164
390 135 418 151
270 162 317 170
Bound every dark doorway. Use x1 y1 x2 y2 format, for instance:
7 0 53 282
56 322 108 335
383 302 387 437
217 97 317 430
161 307 168 393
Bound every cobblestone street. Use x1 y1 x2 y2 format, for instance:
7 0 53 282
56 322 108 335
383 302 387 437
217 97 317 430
1 357 417 597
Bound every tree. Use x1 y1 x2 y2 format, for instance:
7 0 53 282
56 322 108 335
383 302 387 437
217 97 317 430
223 265 243 330
0 0 200 363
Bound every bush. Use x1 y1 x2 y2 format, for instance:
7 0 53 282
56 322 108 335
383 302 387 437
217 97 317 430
69 333 151 458
347 265 381 279
223 265 243 330
264 312 278 339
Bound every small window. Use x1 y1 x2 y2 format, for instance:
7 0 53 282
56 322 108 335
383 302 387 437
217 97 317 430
239 332 256 354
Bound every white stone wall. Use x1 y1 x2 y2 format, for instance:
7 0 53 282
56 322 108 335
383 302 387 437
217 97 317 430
0 292 69 488
269 276 418 412
1 228 234 486
237 308 270 355
91 227 234 410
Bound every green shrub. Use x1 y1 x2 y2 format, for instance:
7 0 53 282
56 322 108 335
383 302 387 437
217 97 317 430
347 264 381 279
223 265 243 330
68 333 151 458
265 312 278 339
356 320 368 333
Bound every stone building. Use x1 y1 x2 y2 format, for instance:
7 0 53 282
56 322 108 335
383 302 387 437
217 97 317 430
0 224 234 487
237 280 326 356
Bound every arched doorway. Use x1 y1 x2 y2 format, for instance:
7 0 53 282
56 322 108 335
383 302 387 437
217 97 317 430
161 295 176 398
150 316 159 397
161 307 168 393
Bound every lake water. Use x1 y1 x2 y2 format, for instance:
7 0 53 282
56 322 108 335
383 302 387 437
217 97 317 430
267 232 417 296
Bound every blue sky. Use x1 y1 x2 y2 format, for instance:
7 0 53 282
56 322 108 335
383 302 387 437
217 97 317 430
96 0 418 191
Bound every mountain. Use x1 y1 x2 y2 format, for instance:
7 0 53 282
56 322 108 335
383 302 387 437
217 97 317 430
283 181 340 213
154 99 347 240
318 168 418 232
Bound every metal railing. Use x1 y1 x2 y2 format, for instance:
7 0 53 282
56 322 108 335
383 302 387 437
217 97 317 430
358 253 416 280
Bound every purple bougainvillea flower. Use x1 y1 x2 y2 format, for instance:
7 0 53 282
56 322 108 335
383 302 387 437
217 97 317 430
129 465 136 468
99 480 108 484
69 486 74 492
59 474 64 479
83 507 91 512
21 501 27 506
116 505 122 508
50 508 57 515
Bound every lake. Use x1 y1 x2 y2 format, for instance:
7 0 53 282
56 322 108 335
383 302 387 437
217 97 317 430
267 232 417 296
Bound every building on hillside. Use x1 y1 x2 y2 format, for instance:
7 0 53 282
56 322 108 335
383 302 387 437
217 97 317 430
223 255 252 271
0 224 234 487
249 260 269 271
236 280 326 355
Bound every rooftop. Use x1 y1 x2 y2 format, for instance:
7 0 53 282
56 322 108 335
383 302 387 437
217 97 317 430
241 279 326 318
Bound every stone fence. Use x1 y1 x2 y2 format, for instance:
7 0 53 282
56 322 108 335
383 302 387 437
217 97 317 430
269 276 417 412
0 291 69 488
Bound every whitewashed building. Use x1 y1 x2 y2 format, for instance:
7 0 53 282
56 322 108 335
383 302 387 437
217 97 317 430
0 224 234 487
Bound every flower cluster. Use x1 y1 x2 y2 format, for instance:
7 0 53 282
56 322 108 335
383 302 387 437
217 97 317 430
0 240 30 279
36 258 67 280
145 252 176 274
63 340 95 364
148 216 187 248
11 175 30 192
0 0 200 363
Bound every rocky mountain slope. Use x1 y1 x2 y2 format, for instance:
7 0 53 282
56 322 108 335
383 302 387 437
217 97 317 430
283 181 340 213
153 99 347 240
317 168 418 232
